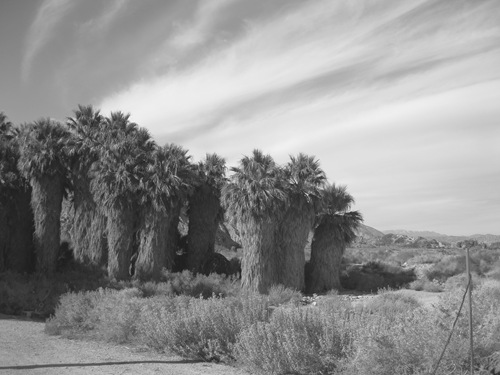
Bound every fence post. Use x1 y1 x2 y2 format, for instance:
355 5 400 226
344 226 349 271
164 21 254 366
465 245 474 375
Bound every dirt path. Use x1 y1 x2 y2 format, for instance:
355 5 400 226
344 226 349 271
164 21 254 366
0 316 250 375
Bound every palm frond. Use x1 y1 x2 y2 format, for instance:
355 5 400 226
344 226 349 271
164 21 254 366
223 149 287 223
17 118 70 180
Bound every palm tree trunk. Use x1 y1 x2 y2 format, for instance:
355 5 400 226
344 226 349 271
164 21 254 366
72 175 107 266
106 201 135 280
0 202 8 271
31 175 64 275
165 201 182 271
9 187 35 272
277 205 314 291
240 216 279 293
88 209 107 266
135 208 168 280
307 221 344 293
186 184 220 273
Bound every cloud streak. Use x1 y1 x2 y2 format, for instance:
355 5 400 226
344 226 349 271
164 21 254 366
22 0 75 81
94 0 500 234
79 0 131 38
100 0 500 141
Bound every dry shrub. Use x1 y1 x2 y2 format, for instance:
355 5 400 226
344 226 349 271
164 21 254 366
161 270 241 298
46 288 143 343
409 278 444 292
341 261 416 292
138 293 270 361
266 284 302 307
235 306 346 374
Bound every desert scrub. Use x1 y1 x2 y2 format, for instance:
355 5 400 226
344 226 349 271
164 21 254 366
138 293 270 361
46 288 144 343
437 279 500 355
341 261 416 292
408 277 443 292
235 306 347 375
363 289 422 317
160 270 241 298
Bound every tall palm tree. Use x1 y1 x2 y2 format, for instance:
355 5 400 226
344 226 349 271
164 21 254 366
186 153 226 273
277 153 326 291
0 113 15 271
91 112 154 280
66 105 107 265
306 184 363 293
0 113 34 272
134 143 193 280
17 119 70 274
223 149 287 293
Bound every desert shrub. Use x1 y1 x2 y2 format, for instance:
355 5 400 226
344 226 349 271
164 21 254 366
343 247 396 265
0 266 107 316
424 251 500 282
437 279 500 355
385 248 422 266
138 293 270 361
407 252 443 265
45 289 106 335
160 270 241 298
409 278 443 292
341 261 416 292
235 306 346 374
364 289 421 317
266 284 302 307
89 288 144 343
46 288 144 343
345 307 450 375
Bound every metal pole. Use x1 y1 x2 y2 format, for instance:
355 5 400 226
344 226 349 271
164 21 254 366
465 246 474 374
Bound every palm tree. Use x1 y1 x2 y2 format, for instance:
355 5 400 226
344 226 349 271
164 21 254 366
223 149 287 293
186 153 226 273
0 113 34 272
91 112 154 280
277 153 326 291
134 143 193 280
17 119 70 274
306 184 363 293
66 105 107 265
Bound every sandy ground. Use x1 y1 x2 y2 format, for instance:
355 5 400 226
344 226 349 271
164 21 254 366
0 316 250 375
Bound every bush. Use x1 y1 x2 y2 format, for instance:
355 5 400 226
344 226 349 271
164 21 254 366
45 288 143 343
160 270 241 298
0 266 107 316
341 261 416 292
138 293 270 361
408 278 443 292
235 306 346 374
364 289 422 317
266 284 302 307
427 250 500 282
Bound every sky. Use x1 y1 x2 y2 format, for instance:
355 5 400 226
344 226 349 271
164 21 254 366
0 0 499 236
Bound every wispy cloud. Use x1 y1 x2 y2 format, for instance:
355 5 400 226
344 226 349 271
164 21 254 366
79 0 130 38
170 0 237 49
100 0 500 142
21 0 75 81
97 0 500 234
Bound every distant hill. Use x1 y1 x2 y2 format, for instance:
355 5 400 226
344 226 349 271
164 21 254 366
383 229 500 245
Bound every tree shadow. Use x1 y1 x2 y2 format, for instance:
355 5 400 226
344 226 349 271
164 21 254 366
0 359 202 370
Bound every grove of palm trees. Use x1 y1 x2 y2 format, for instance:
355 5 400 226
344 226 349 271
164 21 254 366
0 106 362 293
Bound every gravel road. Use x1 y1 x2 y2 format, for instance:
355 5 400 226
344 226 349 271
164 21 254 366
0 316 250 375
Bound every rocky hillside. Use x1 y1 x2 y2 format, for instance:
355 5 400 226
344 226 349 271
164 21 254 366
383 229 500 246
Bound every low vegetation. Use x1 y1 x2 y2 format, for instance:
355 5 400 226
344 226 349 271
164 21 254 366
42 276 500 375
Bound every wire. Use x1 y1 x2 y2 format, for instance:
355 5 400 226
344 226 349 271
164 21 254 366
431 277 471 375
